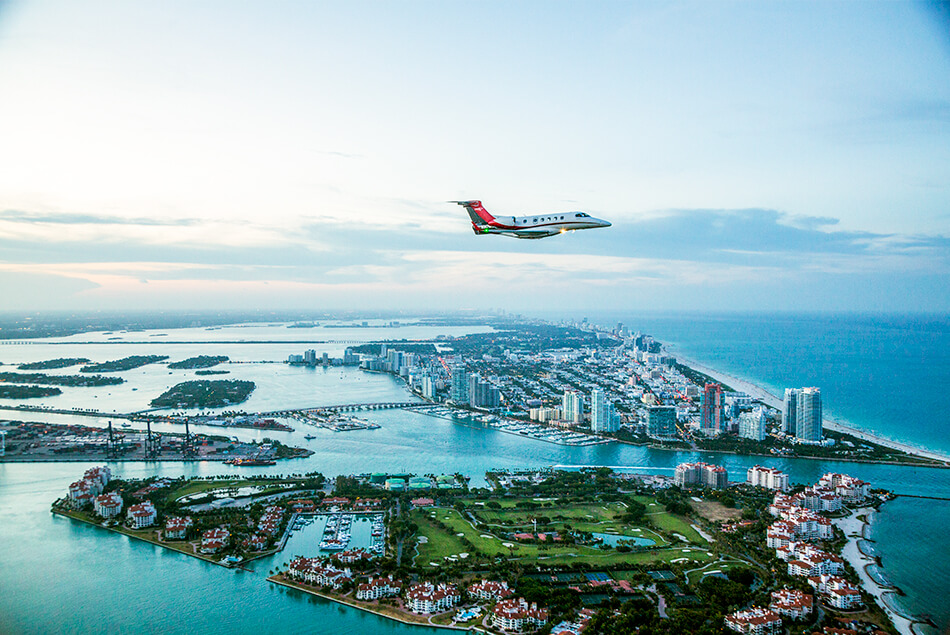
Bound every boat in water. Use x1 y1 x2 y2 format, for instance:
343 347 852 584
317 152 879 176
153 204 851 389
224 457 277 466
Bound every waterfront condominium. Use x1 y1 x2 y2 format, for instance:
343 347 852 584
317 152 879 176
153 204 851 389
450 366 469 404
468 373 501 408
747 465 789 492
674 462 729 489
561 390 584 424
795 387 822 443
590 389 619 433
738 408 767 441
700 383 723 435
647 405 677 438
782 388 800 435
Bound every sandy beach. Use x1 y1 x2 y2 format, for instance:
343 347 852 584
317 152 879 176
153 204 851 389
832 511 922 635
673 352 950 464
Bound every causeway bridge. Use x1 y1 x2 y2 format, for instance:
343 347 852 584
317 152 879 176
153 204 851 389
265 401 421 415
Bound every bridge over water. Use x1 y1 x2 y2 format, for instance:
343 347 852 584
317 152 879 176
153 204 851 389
264 401 422 416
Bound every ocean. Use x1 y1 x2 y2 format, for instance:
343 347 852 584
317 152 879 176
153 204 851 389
577 310 950 629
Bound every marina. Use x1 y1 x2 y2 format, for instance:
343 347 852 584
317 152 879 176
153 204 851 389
283 512 386 557
290 410 381 433
410 405 612 447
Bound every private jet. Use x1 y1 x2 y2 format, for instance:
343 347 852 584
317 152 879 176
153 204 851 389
451 200 611 239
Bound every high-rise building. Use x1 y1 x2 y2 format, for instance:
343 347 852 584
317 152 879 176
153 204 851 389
561 390 584 424
450 366 469 404
422 375 435 400
647 406 677 438
796 387 822 443
467 373 500 408
738 408 767 441
783 388 800 435
343 348 361 366
746 466 789 491
701 383 723 435
590 389 618 433
674 462 728 489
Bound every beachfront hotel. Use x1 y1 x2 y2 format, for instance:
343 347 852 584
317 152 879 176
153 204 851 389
807 575 863 610
491 597 549 632
405 582 460 614
746 466 789 492
769 588 813 619
779 543 845 577
724 607 782 634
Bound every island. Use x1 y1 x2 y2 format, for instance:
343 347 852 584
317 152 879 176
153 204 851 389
168 355 229 370
0 385 61 399
150 379 256 409
53 465 908 634
0 371 123 387
17 358 90 370
80 355 169 373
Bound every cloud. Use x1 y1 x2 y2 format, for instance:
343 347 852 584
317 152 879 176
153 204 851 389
0 209 199 227
0 205 947 310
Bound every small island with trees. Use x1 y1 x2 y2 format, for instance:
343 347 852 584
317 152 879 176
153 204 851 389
0 385 62 399
18 358 91 370
168 355 229 370
0 371 123 387
81 355 169 373
150 380 256 409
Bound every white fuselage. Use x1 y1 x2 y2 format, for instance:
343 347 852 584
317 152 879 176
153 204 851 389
477 211 611 239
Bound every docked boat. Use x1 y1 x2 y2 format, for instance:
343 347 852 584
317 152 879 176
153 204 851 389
224 457 277 466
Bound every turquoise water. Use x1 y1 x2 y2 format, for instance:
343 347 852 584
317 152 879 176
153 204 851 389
2 315 949 632
581 311 950 457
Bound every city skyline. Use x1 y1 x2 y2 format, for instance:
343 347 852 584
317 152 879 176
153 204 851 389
1 2 948 312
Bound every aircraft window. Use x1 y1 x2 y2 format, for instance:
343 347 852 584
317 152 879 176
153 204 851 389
575 212 589 218
533 218 537 223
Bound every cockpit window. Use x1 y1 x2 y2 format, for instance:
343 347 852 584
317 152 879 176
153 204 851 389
575 213 590 218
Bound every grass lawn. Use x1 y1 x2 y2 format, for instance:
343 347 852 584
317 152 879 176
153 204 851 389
166 478 310 503
684 559 749 585
412 507 712 569
646 510 706 544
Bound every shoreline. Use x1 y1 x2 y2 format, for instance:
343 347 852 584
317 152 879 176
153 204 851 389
51 507 278 569
672 352 950 464
267 575 476 632
832 507 933 635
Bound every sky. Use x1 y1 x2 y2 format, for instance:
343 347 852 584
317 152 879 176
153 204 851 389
0 1 948 313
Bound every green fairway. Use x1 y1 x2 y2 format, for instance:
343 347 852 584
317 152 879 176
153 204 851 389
412 501 712 570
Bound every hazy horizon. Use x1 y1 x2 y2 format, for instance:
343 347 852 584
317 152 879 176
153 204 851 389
1 1 948 312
